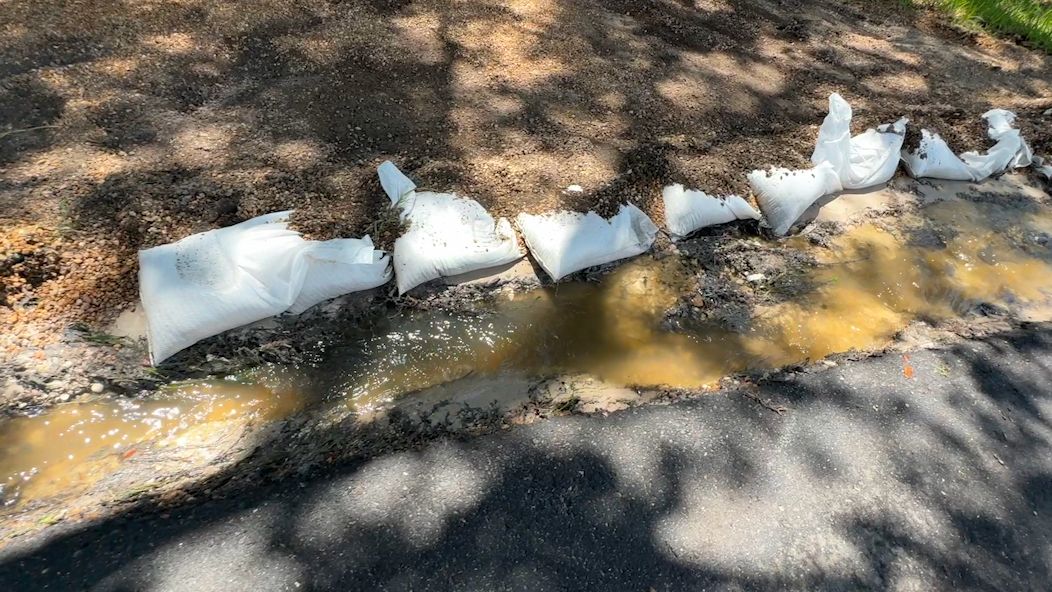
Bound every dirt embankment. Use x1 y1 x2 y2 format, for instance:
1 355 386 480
2 0 1052 406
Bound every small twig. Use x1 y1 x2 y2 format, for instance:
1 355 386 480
0 125 59 139
742 390 788 415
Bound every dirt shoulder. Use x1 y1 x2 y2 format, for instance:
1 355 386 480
2 0 1052 366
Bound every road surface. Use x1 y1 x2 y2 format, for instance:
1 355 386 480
3 325 1052 591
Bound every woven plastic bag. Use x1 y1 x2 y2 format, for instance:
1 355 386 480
377 161 522 294
516 204 658 281
748 162 843 236
903 109 1032 181
811 93 908 189
662 184 760 239
139 212 390 363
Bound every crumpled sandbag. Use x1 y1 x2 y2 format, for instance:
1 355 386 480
960 109 1033 178
811 93 908 189
378 162 523 294
747 162 843 236
139 212 391 364
750 93 904 236
516 204 659 281
662 184 760 239
903 109 1032 181
901 130 974 181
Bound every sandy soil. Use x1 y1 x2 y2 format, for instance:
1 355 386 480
2 0 1052 401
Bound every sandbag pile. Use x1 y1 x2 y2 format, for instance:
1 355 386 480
749 93 908 236
377 161 523 294
139 212 391 364
903 109 1033 181
517 204 658 281
661 184 760 239
137 93 1046 365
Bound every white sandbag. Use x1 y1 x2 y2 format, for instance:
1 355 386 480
748 162 843 236
959 109 1033 179
516 204 659 281
139 212 391 363
287 236 392 314
377 161 523 294
901 130 975 181
662 184 760 239
903 109 1032 181
378 160 417 204
811 93 908 189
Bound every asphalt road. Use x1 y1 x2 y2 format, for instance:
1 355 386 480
3 325 1052 591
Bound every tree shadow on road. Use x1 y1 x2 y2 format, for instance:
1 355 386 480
2 324 1052 590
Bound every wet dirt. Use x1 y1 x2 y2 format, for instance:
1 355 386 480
4 193 1052 518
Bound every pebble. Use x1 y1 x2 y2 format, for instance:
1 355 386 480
90 382 105 394
746 273 766 283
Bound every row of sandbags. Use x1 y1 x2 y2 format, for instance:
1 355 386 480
747 93 1034 236
139 94 1039 362
141 163 660 363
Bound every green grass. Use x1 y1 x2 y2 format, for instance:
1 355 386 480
913 0 1052 51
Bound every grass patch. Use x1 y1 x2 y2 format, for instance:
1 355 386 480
911 0 1052 51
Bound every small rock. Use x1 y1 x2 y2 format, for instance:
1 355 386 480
746 273 766 283
1044 108 1052 116
565 184 584 193
90 382 104 393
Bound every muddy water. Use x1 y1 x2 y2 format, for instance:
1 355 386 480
330 199 1052 405
0 376 303 509
3 198 1052 512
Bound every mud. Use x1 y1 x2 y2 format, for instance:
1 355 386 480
3 173 1052 534
3 0 1052 367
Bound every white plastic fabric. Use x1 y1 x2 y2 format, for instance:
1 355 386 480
661 184 760 239
903 109 1032 181
377 161 523 294
901 130 974 181
747 162 843 236
139 212 391 364
960 109 1033 179
516 204 659 281
811 93 908 189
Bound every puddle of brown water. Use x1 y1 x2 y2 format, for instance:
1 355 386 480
0 377 304 510
4 197 1052 513
328 198 1052 408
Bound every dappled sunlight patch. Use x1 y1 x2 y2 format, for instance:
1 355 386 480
93 57 140 79
171 121 238 168
453 20 573 87
270 139 329 171
142 32 198 55
390 10 449 67
6 144 129 186
294 447 495 549
841 32 925 67
863 71 931 97
660 52 786 115
132 505 304 591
